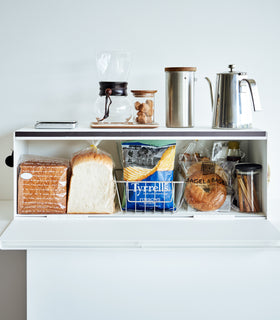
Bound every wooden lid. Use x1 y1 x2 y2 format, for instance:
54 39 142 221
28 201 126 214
165 67 197 72
131 90 157 97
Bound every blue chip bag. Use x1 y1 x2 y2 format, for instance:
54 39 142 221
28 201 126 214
121 140 176 211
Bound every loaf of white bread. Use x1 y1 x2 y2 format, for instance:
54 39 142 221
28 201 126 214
67 147 115 214
18 156 69 214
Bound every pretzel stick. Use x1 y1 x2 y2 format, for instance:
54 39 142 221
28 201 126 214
243 176 254 212
237 174 244 212
237 175 251 212
243 175 255 212
246 175 259 212
245 175 260 212
252 180 260 212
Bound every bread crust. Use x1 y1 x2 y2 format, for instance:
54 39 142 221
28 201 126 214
18 160 68 214
187 161 228 183
184 172 227 211
67 148 115 214
71 149 113 169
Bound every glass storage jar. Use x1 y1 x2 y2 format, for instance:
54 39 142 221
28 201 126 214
227 141 242 162
131 90 157 124
235 163 262 213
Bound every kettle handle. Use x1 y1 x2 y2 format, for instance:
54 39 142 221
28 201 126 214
205 77 213 110
240 79 262 111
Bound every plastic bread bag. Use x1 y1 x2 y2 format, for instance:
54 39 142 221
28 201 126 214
182 159 232 212
211 141 229 161
211 141 247 209
121 140 176 212
17 155 69 214
67 143 116 214
211 141 246 162
178 140 211 180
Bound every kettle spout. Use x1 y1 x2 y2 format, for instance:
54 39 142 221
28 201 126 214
205 77 214 110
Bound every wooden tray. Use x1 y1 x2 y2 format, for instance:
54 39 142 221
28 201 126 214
90 122 159 129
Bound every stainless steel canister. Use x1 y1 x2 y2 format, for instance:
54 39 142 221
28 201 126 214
165 67 196 127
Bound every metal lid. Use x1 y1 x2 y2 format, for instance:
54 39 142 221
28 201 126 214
131 90 157 97
235 163 262 172
165 67 197 72
217 64 247 76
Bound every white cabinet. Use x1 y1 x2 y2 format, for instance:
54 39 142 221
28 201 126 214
1 126 280 249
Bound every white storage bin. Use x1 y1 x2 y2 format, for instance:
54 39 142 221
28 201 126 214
12 126 268 219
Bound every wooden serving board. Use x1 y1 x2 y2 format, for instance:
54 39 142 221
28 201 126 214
90 122 159 129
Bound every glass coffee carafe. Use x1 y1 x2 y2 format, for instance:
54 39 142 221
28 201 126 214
94 51 132 123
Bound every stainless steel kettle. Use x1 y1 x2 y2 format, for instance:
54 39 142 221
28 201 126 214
205 64 262 129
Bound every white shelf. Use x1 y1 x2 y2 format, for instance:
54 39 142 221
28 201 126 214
15 125 267 140
3 126 273 250
16 210 266 219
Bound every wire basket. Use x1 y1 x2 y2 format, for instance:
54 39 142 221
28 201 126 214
115 179 185 214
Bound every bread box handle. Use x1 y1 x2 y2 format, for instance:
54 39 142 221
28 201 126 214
5 151 14 168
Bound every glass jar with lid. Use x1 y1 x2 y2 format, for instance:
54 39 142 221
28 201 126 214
235 163 262 213
94 51 132 123
131 90 157 124
227 141 242 162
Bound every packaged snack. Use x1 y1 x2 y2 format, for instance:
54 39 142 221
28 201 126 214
17 155 69 214
211 141 248 211
211 141 246 162
183 160 228 212
121 140 176 211
178 140 211 179
179 140 211 162
67 145 115 214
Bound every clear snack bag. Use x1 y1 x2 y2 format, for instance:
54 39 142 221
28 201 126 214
178 140 211 180
178 141 232 212
182 160 231 212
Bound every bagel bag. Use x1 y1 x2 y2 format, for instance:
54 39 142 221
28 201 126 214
179 157 232 212
184 161 228 212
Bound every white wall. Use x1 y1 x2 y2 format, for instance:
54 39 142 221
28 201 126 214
1 0 280 200
0 1 280 319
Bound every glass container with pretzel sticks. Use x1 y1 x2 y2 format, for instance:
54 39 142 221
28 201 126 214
235 163 262 213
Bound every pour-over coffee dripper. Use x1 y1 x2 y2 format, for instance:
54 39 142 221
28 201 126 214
94 51 132 123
